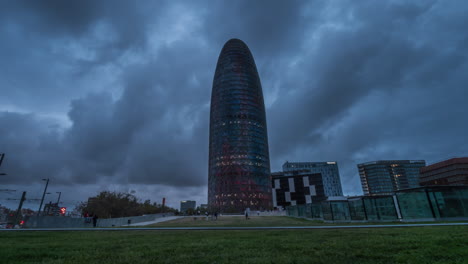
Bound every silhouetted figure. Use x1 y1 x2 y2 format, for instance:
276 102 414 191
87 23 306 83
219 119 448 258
92 214 98 227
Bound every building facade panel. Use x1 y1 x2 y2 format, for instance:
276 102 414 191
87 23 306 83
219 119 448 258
283 161 343 196
271 171 325 209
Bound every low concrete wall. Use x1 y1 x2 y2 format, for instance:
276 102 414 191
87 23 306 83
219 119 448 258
24 213 174 228
97 213 173 227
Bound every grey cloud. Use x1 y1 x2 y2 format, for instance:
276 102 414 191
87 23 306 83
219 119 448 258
267 1 468 163
0 112 65 184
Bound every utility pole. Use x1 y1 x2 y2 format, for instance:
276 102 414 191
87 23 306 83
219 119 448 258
0 153 6 176
56 192 62 205
14 192 26 227
38 178 49 215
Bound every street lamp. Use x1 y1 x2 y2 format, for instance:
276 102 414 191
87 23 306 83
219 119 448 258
38 178 49 215
56 192 62 205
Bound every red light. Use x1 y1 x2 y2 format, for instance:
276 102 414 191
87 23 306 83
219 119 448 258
59 207 67 215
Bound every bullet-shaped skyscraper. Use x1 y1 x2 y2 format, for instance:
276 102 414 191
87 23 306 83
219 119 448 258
208 39 272 213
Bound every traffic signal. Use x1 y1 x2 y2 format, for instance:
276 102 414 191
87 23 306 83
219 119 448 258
59 207 66 215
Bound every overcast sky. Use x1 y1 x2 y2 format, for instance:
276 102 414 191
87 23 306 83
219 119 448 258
1 0 467 210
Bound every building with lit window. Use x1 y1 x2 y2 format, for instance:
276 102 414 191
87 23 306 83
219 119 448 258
420 157 468 186
208 39 272 213
282 161 343 196
358 160 426 195
271 170 326 209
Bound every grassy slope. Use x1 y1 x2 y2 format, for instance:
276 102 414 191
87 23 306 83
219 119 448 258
147 215 321 227
146 215 465 227
1 226 467 264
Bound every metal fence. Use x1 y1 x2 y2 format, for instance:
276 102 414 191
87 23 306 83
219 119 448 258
24 213 174 228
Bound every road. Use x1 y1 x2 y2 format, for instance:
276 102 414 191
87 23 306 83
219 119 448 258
2 222 468 231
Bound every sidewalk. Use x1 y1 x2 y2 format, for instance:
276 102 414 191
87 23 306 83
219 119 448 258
127 216 183 226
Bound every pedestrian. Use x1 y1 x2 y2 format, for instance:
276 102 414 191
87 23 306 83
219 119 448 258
84 212 91 224
92 214 98 228
214 212 218 220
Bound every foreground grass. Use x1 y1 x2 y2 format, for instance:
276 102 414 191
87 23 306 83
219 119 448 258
1 226 467 263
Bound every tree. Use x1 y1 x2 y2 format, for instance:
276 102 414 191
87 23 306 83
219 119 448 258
75 191 177 218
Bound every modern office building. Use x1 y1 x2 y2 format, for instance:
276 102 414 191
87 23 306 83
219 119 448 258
358 160 426 195
271 170 326 209
180 200 196 213
286 185 468 221
282 161 343 196
420 157 468 186
208 38 272 213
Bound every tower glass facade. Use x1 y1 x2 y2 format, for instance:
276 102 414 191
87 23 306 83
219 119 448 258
208 39 272 213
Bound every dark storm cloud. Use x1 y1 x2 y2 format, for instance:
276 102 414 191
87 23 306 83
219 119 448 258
200 0 312 56
265 0 468 192
0 0 167 114
0 112 65 184
62 44 212 186
0 0 157 49
1 0 468 206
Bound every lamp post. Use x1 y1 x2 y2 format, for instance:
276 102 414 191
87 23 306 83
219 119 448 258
38 178 49 215
56 192 62 205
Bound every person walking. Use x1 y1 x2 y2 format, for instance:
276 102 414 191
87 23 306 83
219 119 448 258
92 214 98 228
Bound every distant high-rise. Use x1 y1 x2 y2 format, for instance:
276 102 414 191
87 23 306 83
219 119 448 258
358 160 426 195
420 157 468 186
180 200 196 214
208 39 272 213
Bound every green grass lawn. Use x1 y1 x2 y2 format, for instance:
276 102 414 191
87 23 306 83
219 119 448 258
1 226 467 264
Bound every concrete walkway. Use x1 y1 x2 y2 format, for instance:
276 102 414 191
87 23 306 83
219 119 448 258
127 216 183 226
3 222 468 231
